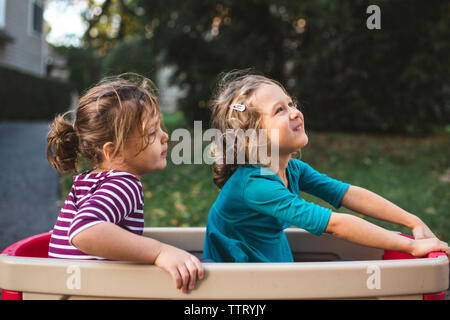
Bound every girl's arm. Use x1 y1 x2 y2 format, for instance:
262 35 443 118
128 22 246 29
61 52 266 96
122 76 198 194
325 212 449 257
72 222 204 293
340 185 436 239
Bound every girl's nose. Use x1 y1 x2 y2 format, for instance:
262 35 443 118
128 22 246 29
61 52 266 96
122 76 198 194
161 130 169 144
289 108 302 120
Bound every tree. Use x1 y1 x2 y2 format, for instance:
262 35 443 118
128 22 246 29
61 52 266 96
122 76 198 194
138 0 302 125
291 0 450 133
59 0 450 133
52 45 103 94
140 0 450 133
82 0 146 54
49 0 152 93
102 35 156 79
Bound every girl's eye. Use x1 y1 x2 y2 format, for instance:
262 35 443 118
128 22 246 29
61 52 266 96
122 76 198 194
275 106 284 114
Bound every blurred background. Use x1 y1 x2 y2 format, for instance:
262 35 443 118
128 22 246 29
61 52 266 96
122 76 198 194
0 0 449 248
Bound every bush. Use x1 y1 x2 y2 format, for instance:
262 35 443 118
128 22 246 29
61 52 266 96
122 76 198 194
0 66 73 121
102 36 157 80
51 46 103 95
293 0 450 134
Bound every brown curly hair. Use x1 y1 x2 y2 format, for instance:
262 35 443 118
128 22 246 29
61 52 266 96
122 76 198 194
209 70 292 189
46 74 161 173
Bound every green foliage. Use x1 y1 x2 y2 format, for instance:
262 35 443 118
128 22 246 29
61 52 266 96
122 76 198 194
139 0 295 125
300 130 450 242
53 46 103 94
102 36 156 79
63 0 450 133
53 37 156 95
0 65 73 120
136 0 450 133
293 0 450 133
81 0 147 53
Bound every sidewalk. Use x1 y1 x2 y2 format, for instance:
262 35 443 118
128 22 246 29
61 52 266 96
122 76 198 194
0 122 60 251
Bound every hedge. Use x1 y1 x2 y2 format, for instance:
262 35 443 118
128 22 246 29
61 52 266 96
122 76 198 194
0 65 73 121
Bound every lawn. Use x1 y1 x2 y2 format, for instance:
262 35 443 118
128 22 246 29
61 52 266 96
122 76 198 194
60 111 450 243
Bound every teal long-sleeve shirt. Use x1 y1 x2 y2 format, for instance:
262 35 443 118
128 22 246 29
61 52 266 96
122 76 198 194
203 159 350 262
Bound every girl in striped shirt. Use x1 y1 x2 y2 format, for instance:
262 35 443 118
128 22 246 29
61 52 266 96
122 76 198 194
46 74 203 294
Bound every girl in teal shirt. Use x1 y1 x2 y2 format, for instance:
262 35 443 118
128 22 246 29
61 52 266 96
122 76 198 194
203 70 449 263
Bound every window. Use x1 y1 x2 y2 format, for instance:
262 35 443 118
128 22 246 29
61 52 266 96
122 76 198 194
0 0 6 29
29 0 43 36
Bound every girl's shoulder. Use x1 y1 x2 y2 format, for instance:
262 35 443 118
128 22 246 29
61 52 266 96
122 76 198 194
104 170 140 181
229 160 311 190
221 165 272 192
73 170 141 189
238 165 281 190
287 158 308 173
239 159 308 176
288 157 306 166
235 160 306 179
237 164 274 178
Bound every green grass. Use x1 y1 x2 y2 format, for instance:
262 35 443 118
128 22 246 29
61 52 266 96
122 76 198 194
298 131 450 242
60 112 450 243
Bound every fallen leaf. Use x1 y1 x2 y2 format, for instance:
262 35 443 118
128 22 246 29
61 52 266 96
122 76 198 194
175 202 187 211
152 208 166 217
439 168 450 183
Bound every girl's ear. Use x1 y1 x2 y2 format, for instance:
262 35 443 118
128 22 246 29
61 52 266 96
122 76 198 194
102 142 116 162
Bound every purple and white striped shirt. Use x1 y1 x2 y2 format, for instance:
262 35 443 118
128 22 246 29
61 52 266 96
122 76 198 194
48 170 144 260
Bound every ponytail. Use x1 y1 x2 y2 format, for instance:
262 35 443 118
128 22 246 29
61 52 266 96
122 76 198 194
46 114 79 173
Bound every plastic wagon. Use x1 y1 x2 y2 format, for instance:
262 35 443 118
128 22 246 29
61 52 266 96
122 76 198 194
0 227 448 300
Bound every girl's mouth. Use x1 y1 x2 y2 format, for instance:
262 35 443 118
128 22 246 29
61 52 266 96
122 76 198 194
293 122 304 132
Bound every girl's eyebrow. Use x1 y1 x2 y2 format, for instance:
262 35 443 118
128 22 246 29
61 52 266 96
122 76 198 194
271 99 293 113
271 101 284 112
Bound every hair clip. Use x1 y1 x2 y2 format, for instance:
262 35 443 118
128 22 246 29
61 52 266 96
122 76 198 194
229 104 246 112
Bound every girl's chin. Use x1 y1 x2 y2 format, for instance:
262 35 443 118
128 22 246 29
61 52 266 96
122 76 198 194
159 159 168 169
300 138 308 148
145 160 168 174
294 135 308 149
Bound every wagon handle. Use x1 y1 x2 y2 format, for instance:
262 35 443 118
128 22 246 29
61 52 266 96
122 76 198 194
426 251 446 259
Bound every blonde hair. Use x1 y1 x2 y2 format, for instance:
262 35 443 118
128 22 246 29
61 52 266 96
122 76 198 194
47 74 161 173
209 69 292 189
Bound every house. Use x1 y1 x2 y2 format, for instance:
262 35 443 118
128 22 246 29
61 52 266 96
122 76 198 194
0 0 47 77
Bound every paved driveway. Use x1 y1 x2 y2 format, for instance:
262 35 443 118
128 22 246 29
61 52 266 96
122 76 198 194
0 122 60 251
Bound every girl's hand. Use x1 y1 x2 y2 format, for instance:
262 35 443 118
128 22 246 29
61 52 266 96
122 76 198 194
411 219 437 240
410 238 450 258
154 244 204 293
